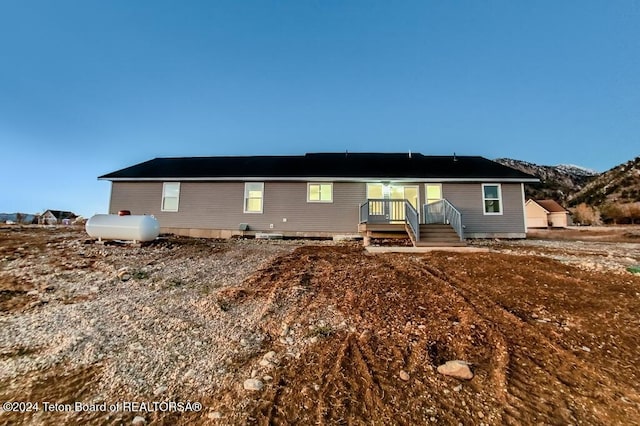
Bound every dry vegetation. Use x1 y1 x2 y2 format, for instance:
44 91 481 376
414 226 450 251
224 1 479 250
1 226 639 425
571 156 640 206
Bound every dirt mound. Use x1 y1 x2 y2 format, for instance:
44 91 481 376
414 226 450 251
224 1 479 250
217 246 640 425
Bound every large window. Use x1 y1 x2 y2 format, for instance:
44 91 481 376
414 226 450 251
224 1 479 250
425 183 442 205
161 182 180 212
482 184 502 215
307 183 333 203
244 182 264 213
366 183 385 199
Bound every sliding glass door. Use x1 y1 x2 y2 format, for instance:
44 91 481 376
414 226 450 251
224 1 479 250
367 184 419 222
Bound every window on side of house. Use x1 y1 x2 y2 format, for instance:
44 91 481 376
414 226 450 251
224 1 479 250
425 183 442 205
244 182 264 213
482 183 502 215
307 182 333 203
161 182 180 212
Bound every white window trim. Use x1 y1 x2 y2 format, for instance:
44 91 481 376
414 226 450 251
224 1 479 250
244 182 264 214
521 183 527 230
482 183 503 215
161 182 180 212
307 182 334 203
425 183 443 204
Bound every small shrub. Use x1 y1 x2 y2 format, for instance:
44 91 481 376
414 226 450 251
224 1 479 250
307 324 334 338
166 278 184 287
131 270 149 280
217 299 231 312
627 265 640 274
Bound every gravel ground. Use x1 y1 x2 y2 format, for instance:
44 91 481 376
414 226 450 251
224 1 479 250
1 226 639 425
472 237 640 274
1 228 335 424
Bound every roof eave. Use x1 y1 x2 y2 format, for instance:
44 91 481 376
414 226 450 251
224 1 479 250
526 200 551 213
100 176 540 183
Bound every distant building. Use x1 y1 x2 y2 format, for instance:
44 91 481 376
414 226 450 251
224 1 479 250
525 199 570 228
39 210 78 225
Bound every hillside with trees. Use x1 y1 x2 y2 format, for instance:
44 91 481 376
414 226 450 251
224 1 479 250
569 157 640 205
496 156 640 225
569 157 640 224
494 158 598 204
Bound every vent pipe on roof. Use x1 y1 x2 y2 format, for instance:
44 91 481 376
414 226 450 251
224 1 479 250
409 150 412 159
453 152 457 162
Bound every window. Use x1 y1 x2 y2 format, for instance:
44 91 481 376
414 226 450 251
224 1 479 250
307 183 333 202
366 183 384 199
161 182 180 212
482 184 502 214
425 184 442 205
244 182 264 213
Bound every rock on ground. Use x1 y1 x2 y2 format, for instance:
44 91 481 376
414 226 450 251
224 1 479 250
399 370 410 381
243 378 264 391
437 360 474 380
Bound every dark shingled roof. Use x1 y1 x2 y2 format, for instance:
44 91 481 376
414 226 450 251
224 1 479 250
99 153 539 181
44 210 77 220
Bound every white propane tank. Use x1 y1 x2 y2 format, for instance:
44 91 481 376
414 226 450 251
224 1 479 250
86 214 160 242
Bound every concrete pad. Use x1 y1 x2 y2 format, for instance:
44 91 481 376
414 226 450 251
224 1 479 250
365 246 490 254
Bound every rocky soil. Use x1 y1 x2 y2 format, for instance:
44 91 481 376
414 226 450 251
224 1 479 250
474 226 640 274
1 226 639 425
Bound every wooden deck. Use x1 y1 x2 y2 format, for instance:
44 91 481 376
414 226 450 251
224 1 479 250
359 222 466 247
358 223 409 239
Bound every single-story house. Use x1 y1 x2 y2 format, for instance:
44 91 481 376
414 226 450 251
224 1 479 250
98 153 538 245
525 199 570 228
39 210 78 225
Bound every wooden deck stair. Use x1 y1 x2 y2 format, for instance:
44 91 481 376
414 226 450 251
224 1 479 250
407 223 466 247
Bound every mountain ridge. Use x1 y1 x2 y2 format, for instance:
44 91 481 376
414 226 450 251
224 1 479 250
494 158 599 204
569 156 640 206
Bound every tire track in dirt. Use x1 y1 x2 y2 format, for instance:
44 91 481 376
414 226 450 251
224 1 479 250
0 364 105 426
216 246 640 425
412 259 587 424
219 246 506 424
416 252 640 425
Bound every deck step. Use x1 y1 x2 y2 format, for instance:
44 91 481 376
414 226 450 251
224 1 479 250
410 223 465 247
414 241 467 247
418 233 462 237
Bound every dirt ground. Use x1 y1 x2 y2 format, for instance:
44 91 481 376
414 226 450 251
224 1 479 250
1 226 639 425
526 225 640 243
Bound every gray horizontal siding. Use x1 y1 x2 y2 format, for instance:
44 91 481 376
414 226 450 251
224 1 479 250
110 181 365 233
109 181 525 237
442 183 525 237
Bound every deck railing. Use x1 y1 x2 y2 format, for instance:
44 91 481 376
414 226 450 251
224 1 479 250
423 199 464 240
359 199 408 223
359 199 421 242
404 201 419 242
359 202 369 224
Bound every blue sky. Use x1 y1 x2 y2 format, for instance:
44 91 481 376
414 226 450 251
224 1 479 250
1 1 638 217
